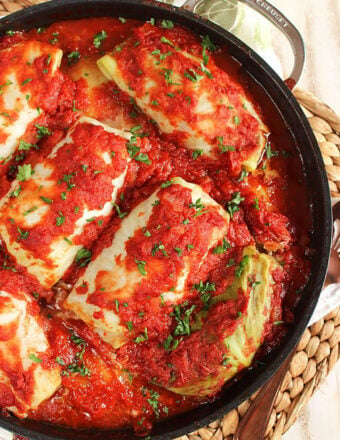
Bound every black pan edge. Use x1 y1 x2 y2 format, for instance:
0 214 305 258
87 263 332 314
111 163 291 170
0 1 332 439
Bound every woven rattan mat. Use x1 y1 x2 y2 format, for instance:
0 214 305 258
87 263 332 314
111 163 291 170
1 2 340 439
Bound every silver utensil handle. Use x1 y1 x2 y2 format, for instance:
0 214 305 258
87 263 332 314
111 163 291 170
182 0 305 87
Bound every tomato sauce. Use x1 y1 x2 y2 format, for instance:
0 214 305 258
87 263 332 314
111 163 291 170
0 17 312 435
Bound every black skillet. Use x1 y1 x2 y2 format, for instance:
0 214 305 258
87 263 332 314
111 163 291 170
0 1 332 439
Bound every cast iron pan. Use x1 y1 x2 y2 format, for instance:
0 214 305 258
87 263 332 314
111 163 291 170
0 1 332 439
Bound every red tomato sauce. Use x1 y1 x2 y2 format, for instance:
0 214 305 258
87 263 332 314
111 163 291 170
0 17 312 435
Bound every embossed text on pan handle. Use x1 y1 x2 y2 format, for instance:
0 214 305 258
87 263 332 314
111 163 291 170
182 0 305 87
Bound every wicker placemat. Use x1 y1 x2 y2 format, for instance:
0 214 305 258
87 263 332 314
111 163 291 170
1 2 340 439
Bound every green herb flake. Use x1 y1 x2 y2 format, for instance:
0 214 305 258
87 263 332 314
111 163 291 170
212 238 230 255
113 203 128 219
135 258 147 276
134 327 148 343
161 179 173 188
161 19 174 29
17 164 34 182
40 196 53 205
93 30 107 49
56 211 65 226
29 354 42 363
227 191 245 218
35 124 52 139
217 136 235 153
192 148 203 160
235 255 250 278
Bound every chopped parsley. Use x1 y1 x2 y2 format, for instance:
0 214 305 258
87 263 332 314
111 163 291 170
10 185 22 198
161 180 173 188
265 141 279 159
119 17 127 23
164 334 182 351
160 36 177 49
134 327 148 343
212 238 230 255
67 51 81 66
217 136 235 153
0 80 12 95
192 280 216 295
172 302 196 337
235 255 250 278
75 248 92 267
40 196 53 205
35 124 52 139
23 206 37 216
113 203 127 219
56 211 65 226
200 62 213 78
253 197 260 210
21 78 32 86
184 68 203 82
201 35 216 65
233 116 240 125
93 30 107 48
174 247 183 257
18 140 37 151
29 354 42 363
237 169 249 182
17 226 29 240
226 191 245 218
192 149 204 159
151 242 168 257
16 164 34 182
189 198 208 217
161 19 174 29
135 258 146 276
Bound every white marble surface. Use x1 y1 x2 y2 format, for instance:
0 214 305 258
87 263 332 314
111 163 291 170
270 0 340 113
271 2 340 439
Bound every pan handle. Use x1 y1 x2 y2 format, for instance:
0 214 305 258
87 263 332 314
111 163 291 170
182 0 305 87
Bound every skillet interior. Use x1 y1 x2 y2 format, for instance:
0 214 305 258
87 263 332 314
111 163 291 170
0 0 332 439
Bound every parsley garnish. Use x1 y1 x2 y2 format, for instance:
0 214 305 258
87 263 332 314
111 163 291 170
75 248 92 267
212 238 230 255
184 68 203 82
17 226 29 240
201 35 216 65
235 255 250 278
217 136 235 153
161 180 173 188
253 197 260 210
172 302 196 336
93 30 107 48
227 191 245 218
192 280 216 294
237 169 248 182
17 164 34 181
135 258 147 276
161 19 174 29
35 124 52 139
113 203 127 219
134 327 148 343
151 242 168 257
40 196 53 205
192 149 203 160
265 141 279 159
18 140 37 151
56 211 65 226
29 354 42 363
189 198 208 217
